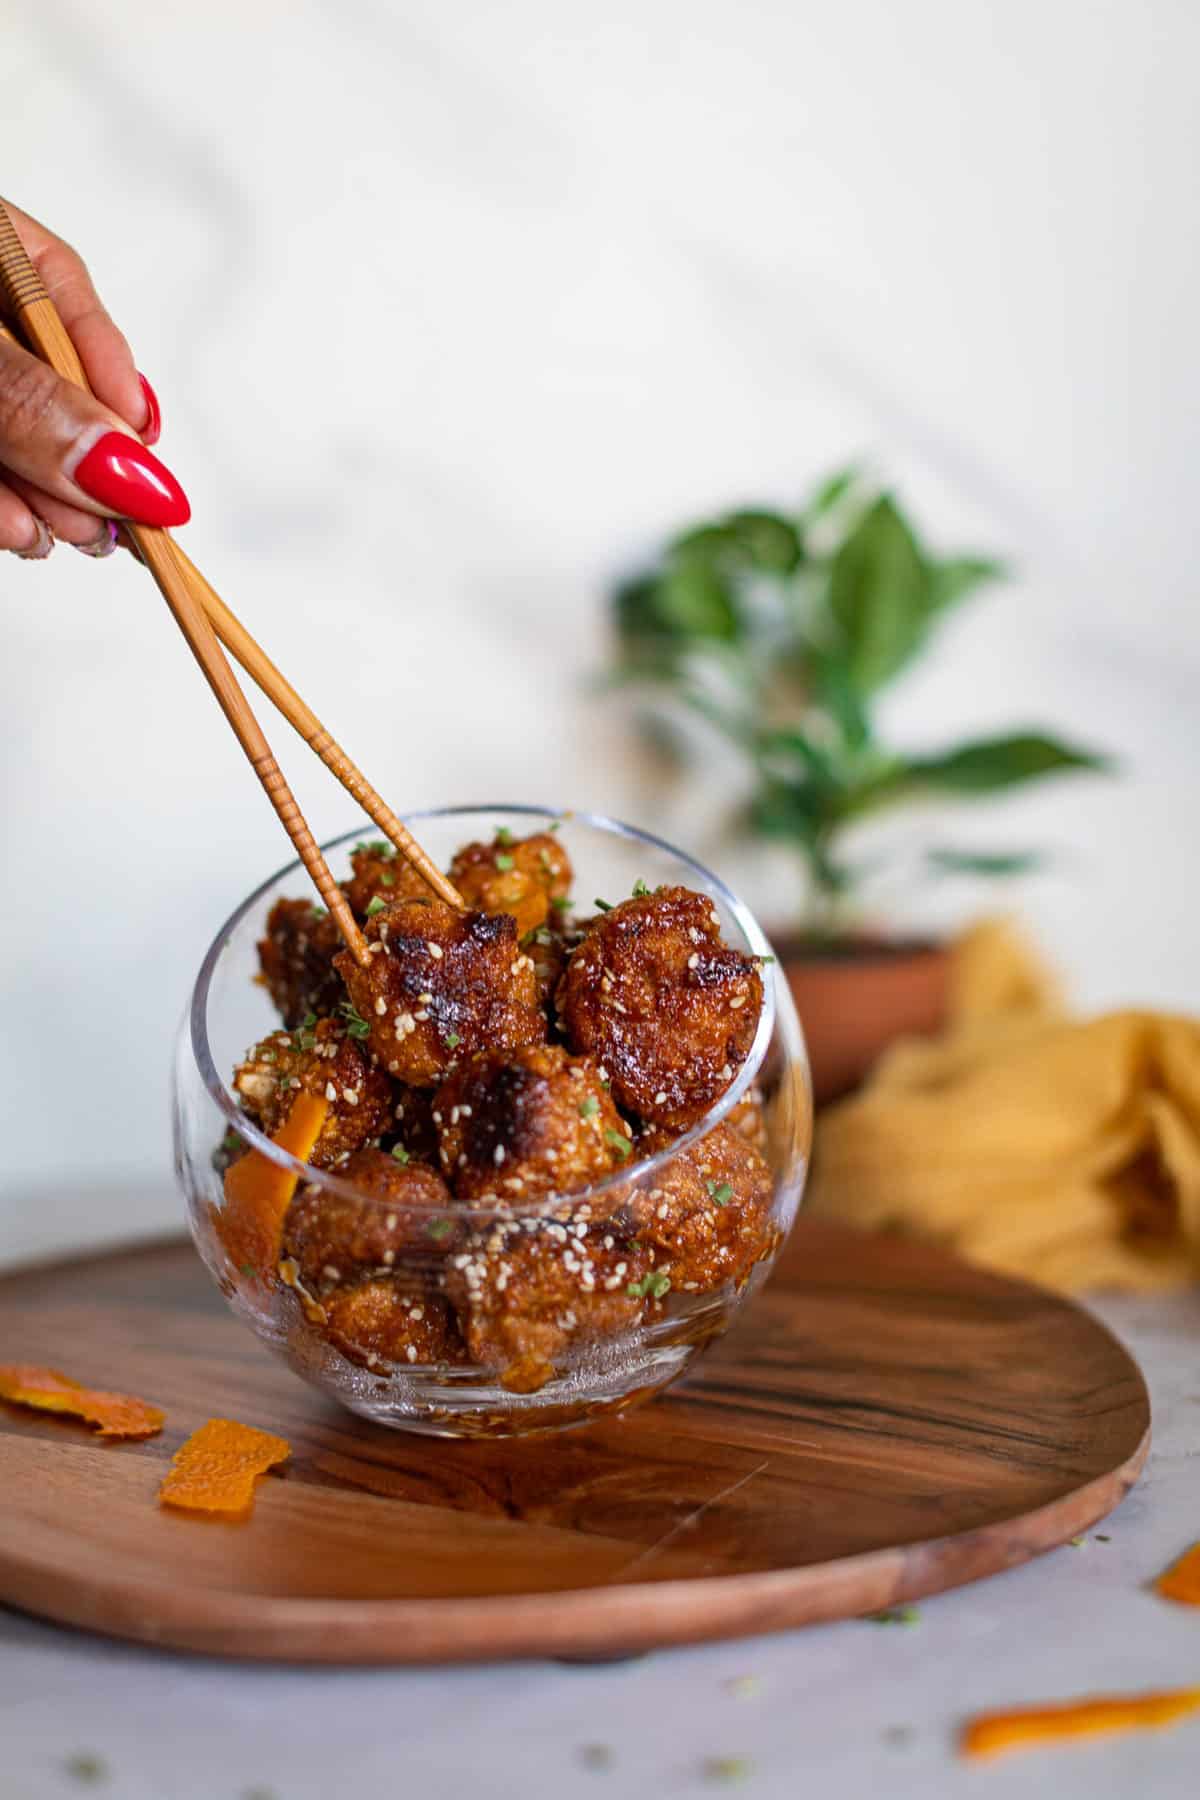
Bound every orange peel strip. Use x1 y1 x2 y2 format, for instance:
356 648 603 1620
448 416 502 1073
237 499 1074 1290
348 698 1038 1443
1156 1542 1200 1606
159 1417 291 1517
961 1688 1200 1759
215 1091 329 1281
0 1363 164 1440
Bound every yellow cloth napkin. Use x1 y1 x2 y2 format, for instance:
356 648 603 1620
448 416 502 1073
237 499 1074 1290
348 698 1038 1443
806 921 1200 1292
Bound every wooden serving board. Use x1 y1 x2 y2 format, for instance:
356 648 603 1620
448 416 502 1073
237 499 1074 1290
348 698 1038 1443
0 1221 1148 1664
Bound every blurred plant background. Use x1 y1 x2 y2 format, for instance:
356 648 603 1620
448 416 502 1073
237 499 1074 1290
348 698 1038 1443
610 471 1109 935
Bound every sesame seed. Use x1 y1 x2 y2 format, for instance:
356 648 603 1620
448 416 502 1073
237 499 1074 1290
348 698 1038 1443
325 1082 338 1101
654 1090 668 1105
374 997 387 1016
687 953 700 969
427 941 444 959
730 994 747 1009
406 1346 418 1363
343 1088 359 1105
494 1145 507 1165
417 992 434 1005
385 1213 398 1229
383 1249 395 1265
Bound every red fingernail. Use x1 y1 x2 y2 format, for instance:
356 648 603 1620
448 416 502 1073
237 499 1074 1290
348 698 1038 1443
138 373 162 445
73 432 190 527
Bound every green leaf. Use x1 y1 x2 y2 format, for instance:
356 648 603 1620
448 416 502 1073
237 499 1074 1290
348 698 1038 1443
809 647 872 750
908 734 1111 794
804 464 863 523
926 847 1045 877
827 494 932 693
658 554 741 641
927 556 1006 616
755 728 838 787
725 510 803 572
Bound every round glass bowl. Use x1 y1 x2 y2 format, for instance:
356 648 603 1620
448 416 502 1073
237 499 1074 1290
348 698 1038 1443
174 806 811 1437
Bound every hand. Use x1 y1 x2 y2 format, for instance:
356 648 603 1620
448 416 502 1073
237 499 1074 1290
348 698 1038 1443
0 200 189 560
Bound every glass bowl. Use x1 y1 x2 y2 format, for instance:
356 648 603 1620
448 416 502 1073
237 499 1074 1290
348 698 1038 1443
173 806 811 1437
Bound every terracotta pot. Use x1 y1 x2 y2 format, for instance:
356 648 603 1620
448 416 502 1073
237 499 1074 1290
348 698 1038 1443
776 937 950 1108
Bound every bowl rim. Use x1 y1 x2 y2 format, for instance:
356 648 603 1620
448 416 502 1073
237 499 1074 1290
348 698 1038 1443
188 803 803 1214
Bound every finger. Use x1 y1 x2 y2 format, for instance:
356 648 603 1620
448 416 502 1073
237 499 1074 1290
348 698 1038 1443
0 477 53 557
1 199 147 431
0 330 189 526
3 468 119 552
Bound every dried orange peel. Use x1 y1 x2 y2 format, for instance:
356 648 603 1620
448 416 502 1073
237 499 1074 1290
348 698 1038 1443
961 1687 1200 1758
1156 1541 1200 1606
214 1091 329 1282
0 1364 164 1439
159 1417 291 1517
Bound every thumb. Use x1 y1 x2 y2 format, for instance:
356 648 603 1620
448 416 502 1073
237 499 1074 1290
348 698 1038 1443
0 331 189 527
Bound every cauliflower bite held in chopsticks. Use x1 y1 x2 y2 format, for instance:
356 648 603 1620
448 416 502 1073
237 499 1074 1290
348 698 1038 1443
281 1147 462 1297
257 897 345 1028
342 839 436 917
233 1017 392 1169
557 885 764 1129
443 1214 659 1386
448 828 572 939
619 1121 776 1295
333 898 546 1087
433 1043 632 1203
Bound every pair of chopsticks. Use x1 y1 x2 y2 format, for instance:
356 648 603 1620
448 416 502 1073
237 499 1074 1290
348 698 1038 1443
0 201 462 964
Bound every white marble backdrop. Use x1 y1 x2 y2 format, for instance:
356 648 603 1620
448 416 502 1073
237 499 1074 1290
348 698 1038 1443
1 0 1196 1216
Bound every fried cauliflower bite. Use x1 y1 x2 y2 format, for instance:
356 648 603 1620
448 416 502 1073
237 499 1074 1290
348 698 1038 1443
433 1044 632 1203
333 899 546 1087
443 1215 656 1385
556 886 764 1129
257 898 346 1027
322 1280 467 1369
342 840 435 917
448 830 572 938
281 1148 461 1295
619 1121 776 1295
233 1019 393 1168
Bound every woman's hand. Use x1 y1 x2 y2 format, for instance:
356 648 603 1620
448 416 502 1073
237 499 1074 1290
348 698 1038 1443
0 201 189 559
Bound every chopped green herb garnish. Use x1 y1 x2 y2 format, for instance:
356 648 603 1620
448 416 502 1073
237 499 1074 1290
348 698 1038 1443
703 1755 753 1784
365 896 388 916
355 838 393 858
550 895 571 913
628 1270 671 1300
445 1031 461 1048
594 897 613 912
302 1013 317 1029
239 1263 256 1278
310 906 327 921
631 878 650 897
338 1000 371 1040
495 826 514 845
547 819 562 831
390 1144 411 1165
868 1605 920 1626
427 1218 453 1241
521 925 556 948
604 1128 631 1158
494 853 516 871
1095 1533 1111 1542
579 1096 601 1119
261 1049 277 1062
380 870 395 886
1069 1535 1086 1548
756 955 776 965
295 1030 317 1052
706 1180 734 1207
64 1752 109 1785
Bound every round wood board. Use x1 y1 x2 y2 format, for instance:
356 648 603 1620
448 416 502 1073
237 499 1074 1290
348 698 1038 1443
0 1220 1149 1664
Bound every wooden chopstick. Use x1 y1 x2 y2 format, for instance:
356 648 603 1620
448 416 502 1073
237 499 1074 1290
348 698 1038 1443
0 203 464 938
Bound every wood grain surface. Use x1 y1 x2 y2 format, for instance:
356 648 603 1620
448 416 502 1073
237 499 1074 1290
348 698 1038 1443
0 1220 1149 1664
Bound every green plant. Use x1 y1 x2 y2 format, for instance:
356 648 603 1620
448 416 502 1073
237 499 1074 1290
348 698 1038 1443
609 466 1110 934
